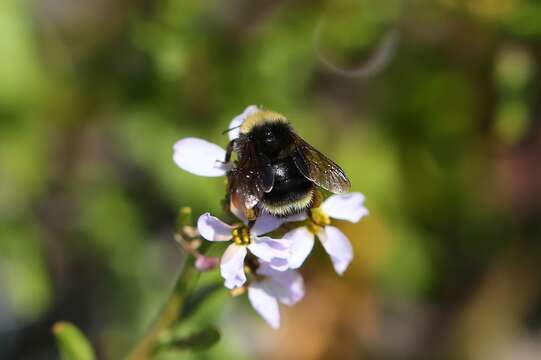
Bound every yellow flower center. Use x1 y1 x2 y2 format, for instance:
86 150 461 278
232 225 251 246
308 207 331 234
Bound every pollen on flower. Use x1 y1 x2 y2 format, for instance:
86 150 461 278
230 286 247 297
232 226 251 245
307 207 331 234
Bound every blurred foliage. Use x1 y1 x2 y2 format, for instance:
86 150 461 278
156 327 221 354
53 322 96 360
1 0 541 359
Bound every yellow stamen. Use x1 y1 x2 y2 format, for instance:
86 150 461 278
232 225 251 245
230 287 246 297
308 208 331 234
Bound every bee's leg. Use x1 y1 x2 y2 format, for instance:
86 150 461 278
311 188 322 209
215 140 236 169
224 139 236 163
305 190 322 222
246 207 260 229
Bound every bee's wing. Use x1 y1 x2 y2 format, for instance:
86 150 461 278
291 133 351 194
229 142 274 213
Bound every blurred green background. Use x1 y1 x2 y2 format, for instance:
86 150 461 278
2 0 541 359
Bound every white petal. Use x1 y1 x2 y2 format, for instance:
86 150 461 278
248 283 280 329
173 138 228 177
197 213 233 241
269 257 291 271
248 236 290 264
251 213 285 236
227 105 261 141
321 193 369 223
318 226 353 275
231 205 287 235
258 265 305 306
220 244 247 289
285 227 315 269
278 271 304 306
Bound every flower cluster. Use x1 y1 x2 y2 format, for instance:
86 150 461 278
173 106 368 328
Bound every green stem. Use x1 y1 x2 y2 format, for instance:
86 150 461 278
127 254 198 360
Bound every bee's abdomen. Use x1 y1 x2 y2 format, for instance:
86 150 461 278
261 157 314 217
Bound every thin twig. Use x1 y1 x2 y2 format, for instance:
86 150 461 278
126 253 198 360
127 214 201 360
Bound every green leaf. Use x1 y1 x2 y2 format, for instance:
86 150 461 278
158 327 221 353
181 281 222 319
53 321 96 360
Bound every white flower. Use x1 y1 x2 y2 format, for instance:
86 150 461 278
197 209 290 289
285 193 368 275
226 105 260 141
247 261 304 329
173 105 260 176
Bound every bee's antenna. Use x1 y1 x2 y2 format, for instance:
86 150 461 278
222 125 242 135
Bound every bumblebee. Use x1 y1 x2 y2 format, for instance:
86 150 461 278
225 110 350 220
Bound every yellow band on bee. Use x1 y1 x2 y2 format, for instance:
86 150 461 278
240 110 288 134
261 190 314 217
